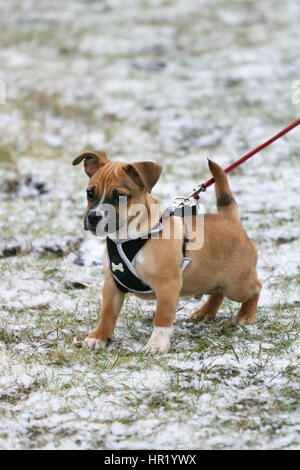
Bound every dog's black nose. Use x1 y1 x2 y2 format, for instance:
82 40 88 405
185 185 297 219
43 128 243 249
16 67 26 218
87 210 102 228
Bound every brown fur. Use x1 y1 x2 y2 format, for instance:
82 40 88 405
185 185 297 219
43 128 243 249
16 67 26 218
73 152 261 353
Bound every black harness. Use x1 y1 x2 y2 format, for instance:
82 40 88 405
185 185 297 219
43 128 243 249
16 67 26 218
106 206 198 294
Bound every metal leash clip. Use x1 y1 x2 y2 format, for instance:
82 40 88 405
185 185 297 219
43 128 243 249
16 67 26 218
172 184 206 208
172 195 194 208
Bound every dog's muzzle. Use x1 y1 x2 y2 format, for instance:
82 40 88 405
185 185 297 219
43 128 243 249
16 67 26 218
84 209 102 232
84 205 122 235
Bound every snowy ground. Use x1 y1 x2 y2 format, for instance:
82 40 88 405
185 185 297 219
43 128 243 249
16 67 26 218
0 0 299 450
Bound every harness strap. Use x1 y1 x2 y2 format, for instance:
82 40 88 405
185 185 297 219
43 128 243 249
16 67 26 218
107 205 197 294
107 237 152 293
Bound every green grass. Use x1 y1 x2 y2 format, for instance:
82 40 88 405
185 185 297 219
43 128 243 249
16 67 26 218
0 0 299 450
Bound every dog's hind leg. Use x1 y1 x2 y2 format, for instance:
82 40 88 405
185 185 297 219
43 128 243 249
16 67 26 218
191 292 225 322
232 281 262 325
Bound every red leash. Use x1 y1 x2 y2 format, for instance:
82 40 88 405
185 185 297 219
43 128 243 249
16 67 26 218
193 118 300 199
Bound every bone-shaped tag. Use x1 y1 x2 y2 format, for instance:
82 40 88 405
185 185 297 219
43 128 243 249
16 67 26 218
112 262 124 273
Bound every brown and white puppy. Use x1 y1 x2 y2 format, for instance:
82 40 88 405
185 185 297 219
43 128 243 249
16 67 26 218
73 151 261 354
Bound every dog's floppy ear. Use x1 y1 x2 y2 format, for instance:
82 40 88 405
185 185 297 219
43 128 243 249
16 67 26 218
72 151 109 177
124 161 162 193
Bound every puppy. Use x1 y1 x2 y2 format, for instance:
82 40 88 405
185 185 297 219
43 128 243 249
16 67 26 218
73 151 261 353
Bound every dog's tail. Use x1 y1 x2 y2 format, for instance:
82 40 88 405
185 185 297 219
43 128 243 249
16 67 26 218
208 159 240 221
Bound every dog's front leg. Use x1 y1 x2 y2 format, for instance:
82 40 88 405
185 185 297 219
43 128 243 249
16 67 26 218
85 275 125 351
143 277 182 354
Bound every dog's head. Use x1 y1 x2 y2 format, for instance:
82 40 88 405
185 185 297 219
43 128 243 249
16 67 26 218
72 151 162 238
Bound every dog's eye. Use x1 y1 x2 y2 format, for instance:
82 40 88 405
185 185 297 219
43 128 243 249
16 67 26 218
87 188 95 200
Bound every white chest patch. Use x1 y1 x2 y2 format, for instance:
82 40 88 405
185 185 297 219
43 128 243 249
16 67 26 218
112 262 124 273
135 250 144 266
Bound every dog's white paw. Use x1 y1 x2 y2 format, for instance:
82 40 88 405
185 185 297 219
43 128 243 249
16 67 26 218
84 337 106 351
142 326 173 354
